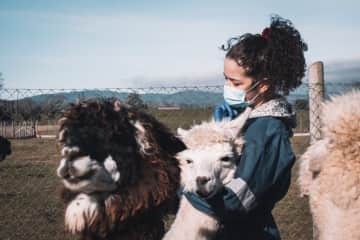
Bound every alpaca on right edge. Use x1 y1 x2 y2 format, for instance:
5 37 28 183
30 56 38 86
298 90 360 239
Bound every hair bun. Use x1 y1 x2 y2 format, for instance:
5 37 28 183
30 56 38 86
261 27 272 40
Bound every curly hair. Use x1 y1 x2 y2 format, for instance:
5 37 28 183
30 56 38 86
221 15 308 95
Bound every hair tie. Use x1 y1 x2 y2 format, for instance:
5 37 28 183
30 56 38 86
261 27 271 40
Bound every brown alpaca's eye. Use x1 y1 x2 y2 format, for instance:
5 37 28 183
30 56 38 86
220 156 230 162
186 159 193 164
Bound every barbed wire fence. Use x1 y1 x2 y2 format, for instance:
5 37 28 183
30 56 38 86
0 64 359 239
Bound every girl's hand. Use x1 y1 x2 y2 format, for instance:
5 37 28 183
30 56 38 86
213 103 240 122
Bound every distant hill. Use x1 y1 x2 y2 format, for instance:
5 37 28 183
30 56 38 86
28 89 224 107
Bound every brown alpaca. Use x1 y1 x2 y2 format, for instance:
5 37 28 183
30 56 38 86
298 90 360 239
56 99 186 240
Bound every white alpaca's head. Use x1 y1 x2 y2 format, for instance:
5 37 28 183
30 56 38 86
177 108 251 198
177 142 240 198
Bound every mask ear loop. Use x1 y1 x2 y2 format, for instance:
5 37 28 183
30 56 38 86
246 92 262 107
245 80 262 93
245 81 263 107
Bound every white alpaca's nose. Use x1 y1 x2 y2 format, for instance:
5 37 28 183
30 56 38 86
196 176 210 186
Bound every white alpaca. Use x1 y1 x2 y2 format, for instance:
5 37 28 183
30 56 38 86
163 108 252 240
298 90 360 240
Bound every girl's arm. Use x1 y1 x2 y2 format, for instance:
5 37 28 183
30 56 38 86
184 117 296 219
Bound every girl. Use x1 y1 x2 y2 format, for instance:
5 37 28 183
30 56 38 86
183 15 307 240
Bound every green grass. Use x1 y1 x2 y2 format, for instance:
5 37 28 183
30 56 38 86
0 137 312 240
274 136 312 239
0 106 312 240
1 86 315 239
0 139 77 240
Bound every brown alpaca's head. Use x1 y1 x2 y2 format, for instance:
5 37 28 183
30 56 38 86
56 99 144 193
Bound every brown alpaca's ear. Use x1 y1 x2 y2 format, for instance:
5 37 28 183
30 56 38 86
58 117 67 126
58 128 67 142
114 100 122 112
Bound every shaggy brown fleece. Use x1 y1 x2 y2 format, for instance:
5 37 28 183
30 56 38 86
59 99 186 240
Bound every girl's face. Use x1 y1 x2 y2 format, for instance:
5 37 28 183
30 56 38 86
223 57 253 90
223 57 269 103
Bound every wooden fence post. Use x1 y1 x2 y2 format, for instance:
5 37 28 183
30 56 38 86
308 61 325 240
35 120 38 138
309 61 325 144
12 121 15 138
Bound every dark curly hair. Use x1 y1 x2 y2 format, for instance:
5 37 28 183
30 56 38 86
221 15 308 95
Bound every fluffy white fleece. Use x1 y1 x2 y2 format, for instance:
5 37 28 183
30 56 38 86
298 90 360 240
163 108 251 240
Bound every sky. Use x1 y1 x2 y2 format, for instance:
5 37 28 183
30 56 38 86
0 0 359 89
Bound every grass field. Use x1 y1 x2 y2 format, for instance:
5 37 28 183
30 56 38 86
0 136 312 240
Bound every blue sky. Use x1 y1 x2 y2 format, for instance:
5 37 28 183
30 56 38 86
1 0 359 89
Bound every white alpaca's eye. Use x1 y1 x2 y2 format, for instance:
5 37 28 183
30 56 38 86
220 156 231 162
186 159 193 164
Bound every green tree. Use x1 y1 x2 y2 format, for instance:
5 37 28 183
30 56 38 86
43 95 66 120
125 92 147 109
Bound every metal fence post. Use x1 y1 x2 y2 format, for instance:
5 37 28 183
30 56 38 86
309 61 324 144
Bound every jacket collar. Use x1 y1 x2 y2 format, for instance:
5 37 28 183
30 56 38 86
249 95 297 128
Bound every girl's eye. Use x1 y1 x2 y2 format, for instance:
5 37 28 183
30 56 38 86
220 156 231 162
186 159 193 164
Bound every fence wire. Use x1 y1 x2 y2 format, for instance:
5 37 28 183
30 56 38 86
0 83 358 137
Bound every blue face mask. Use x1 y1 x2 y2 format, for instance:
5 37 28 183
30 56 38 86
223 81 261 108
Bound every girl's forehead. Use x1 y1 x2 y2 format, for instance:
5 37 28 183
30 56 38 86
223 58 252 84
224 58 246 75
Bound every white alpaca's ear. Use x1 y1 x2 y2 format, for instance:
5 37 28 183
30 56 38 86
114 100 122 112
175 152 183 163
225 107 252 136
177 128 188 139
